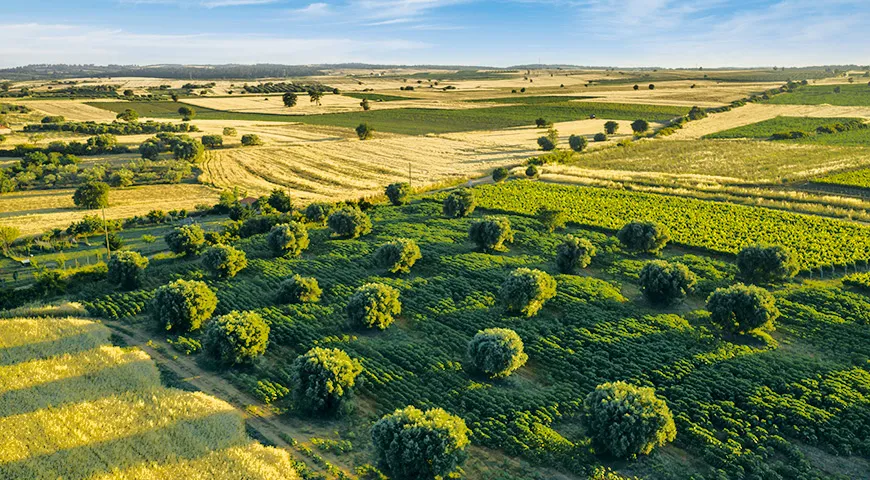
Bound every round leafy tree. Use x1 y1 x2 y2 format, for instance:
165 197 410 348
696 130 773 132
371 406 470 480
290 347 363 414
203 310 269 365
73 181 109 209
525 165 539 177
492 167 509 183
583 381 676 458
556 235 597 273
442 189 476 218
282 92 298 108
468 216 514 252
639 260 697 305
385 182 412 206
267 222 310 257
202 244 248 278
267 189 293 212
172 137 204 162
152 279 218 332
347 283 401 330
328 208 372 239
107 250 149 290
374 238 422 274
165 224 205 256
201 134 223 149
467 328 528 379
277 274 322 304
617 221 670 254
356 123 373 140
736 244 798 284
500 268 557 317
631 119 650 133
707 283 780 334
241 134 263 146
593 132 607 142
305 202 333 225
568 134 587 152
604 121 620 134
537 136 556 151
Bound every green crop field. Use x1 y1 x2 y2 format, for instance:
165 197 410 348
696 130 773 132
469 95 596 104
815 167 870 189
341 92 415 102
704 116 863 139
763 83 870 106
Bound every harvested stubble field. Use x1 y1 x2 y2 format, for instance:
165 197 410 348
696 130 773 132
20 99 120 122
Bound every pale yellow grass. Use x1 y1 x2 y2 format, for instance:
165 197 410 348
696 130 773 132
0 183 220 235
443 119 650 151
180 93 490 115
18 99 119 122
574 81 772 107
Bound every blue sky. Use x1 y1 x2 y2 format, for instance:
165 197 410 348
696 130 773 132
1 0 868 67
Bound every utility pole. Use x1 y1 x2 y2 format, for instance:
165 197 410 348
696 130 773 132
102 207 112 259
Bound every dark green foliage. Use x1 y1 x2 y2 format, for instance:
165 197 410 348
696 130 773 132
116 108 139 123
593 132 607 142
371 406 470 480
537 136 556 151
356 123 373 140
267 189 293 212
203 310 269 365
737 244 799 284
201 134 223 148
604 121 619 134
617 221 670 254
374 238 422 274
73 181 109 209
328 207 372 239
139 139 162 160
525 165 538 177
164 224 205 256
568 134 587 152
468 216 513 252
202 244 248 278
535 118 550 127
500 268 557 317
467 328 528 379
385 182 412 206
631 119 650 133
536 207 566 233
283 92 298 107
172 136 204 162
347 283 401 330
266 222 309 257
276 274 322 304
638 260 697 305
152 279 217 332
305 202 333 224
290 347 363 414
556 235 596 273
442 189 475 218
583 381 676 458
687 106 707 121
241 134 263 146
707 283 780 334
492 166 509 182
177 106 196 120
106 250 148 290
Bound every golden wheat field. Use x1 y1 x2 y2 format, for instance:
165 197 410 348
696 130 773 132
0 315 298 480
18 99 120 122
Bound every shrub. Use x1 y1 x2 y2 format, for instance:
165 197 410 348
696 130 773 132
165 224 205 256
328 207 372 239
568 134 587 152
617 221 670 254
375 238 421 274
106 251 149 290
172 137 204 162
385 182 412 206
583 381 676 458
305 202 333 224
593 132 607 142
222 127 238 136
492 167 509 182
707 283 780 334
290 347 363 414
535 118 550 128
202 244 248 278
556 235 596 273
203 310 269 365
73 181 109 209
283 92 298 107
736 244 798 284
443 189 476 218
525 165 539 177
467 328 528 379
267 222 309 257
356 123 373 140
604 121 619 134
688 106 707 120
536 207 566 233
639 260 697 305
177 106 196 121
277 274 322 304
152 279 217 332
241 134 263 146
267 189 293 212
469 216 513 252
201 134 223 148
537 136 556 151
371 406 470 480
500 268 557 317
631 119 650 133
347 283 401 330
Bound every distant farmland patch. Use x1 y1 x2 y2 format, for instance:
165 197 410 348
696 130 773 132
704 116 863 139
342 92 415 102
763 84 870 106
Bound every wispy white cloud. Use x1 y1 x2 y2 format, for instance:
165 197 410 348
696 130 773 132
118 0 280 7
288 2 331 15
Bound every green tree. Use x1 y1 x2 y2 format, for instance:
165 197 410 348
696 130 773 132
604 121 619 134
492 166 510 182
165 224 205 256
525 164 539 177
385 182 412 206
537 136 556 151
309 90 324 106
443 189 476 218
467 328 528 379
203 310 269 365
556 235 596 273
648 84 656 90
639 260 697 305
356 123 374 140
152 279 217 332
469 216 513 252
139 139 162 161
223 127 238 136
267 222 309 257
374 238 421 274
291 347 363 414
305 202 333 225
568 134 587 152
73 181 109 209
536 207 566 233
328 208 372 239
617 221 670 254
360 98 371 111
631 119 650 133
172 137 205 162
500 267 557 317
277 274 322 304
707 284 780 334
267 189 293 212
347 283 401 330
202 244 248 278
583 381 676 458
593 132 607 142
283 92 298 107
0 225 20 256
371 406 470 480
116 108 139 123
107 250 149 290
241 134 263 146
177 106 196 121
201 134 223 149
736 244 798 284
